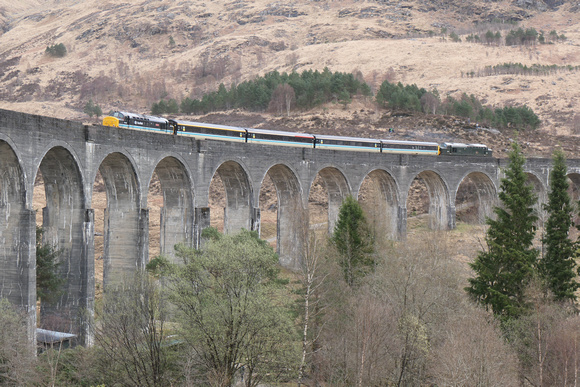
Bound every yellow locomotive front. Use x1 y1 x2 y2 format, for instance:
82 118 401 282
102 115 120 127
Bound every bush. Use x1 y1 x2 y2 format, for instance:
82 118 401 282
83 99 103 118
45 43 67 58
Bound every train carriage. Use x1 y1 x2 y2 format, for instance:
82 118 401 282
169 119 247 142
315 134 381 152
246 128 315 148
380 139 440 155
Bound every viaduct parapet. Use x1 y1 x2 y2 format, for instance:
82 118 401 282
0 108 575 342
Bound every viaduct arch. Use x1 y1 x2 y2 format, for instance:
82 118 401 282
0 108 577 342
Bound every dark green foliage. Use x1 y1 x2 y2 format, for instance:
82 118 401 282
466 143 538 321
466 34 480 43
83 99 102 118
539 150 579 301
375 81 426 111
330 195 375 287
151 99 178 115
492 105 541 130
477 28 568 46
438 92 540 130
484 30 501 45
505 28 538 46
154 68 371 115
36 226 64 304
375 82 539 130
151 100 167 115
538 32 545 44
480 62 580 77
449 31 461 42
145 255 171 278
45 43 67 57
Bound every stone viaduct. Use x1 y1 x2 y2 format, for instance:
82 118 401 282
0 108 577 342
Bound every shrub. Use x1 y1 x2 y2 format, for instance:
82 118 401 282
83 99 103 118
45 43 67 58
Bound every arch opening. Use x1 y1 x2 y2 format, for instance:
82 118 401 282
455 172 497 225
209 161 252 235
406 170 450 233
152 157 193 262
96 153 141 288
525 173 547 229
308 175 329 237
91 170 105 300
565 172 580 240
35 146 86 336
148 171 162 260
309 167 350 237
260 164 303 269
358 169 399 240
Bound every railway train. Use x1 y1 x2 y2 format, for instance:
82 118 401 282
102 111 493 157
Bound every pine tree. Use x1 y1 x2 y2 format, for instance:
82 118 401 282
331 195 374 287
539 149 578 301
36 226 64 304
466 142 538 320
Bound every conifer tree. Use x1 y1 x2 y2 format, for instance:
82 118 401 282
539 149 578 301
331 195 374 287
36 226 64 304
466 142 538 320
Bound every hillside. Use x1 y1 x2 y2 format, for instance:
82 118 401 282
0 0 579 153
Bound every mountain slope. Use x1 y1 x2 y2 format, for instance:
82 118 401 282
0 0 578 140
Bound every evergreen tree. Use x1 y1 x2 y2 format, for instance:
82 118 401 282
466 142 538 320
83 99 102 118
36 226 64 304
45 43 67 57
539 149 579 301
331 195 374 287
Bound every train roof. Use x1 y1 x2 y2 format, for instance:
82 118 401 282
441 142 468 147
467 143 489 147
315 134 380 142
170 119 246 132
380 139 439 146
248 127 315 138
114 111 168 124
442 142 490 148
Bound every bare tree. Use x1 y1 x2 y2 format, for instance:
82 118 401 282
92 272 173 387
297 223 329 386
268 83 296 116
546 316 580 386
572 114 580 135
505 282 568 387
286 52 299 67
429 304 519 386
0 299 37 386
420 92 439 114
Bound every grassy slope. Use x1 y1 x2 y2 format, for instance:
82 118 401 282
0 0 577 139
